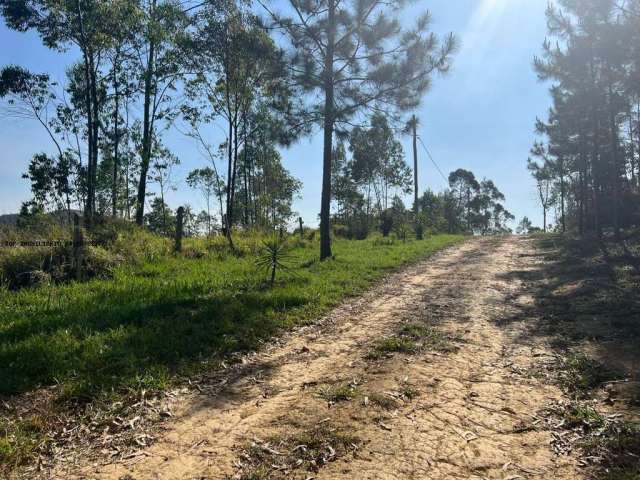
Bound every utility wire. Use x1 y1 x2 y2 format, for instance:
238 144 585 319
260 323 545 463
416 136 449 186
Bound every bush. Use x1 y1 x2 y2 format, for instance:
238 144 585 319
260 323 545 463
82 246 122 279
348 215 369 240
0 246 69 289
109 227 171 263
380 210 394 237
0 244 121 289
332 224 350 239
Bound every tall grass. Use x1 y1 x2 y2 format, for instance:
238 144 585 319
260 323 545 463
0 233 463 399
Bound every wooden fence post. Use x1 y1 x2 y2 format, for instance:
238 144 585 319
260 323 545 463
175 206 184 253
73 213 83 281
298 217 304 239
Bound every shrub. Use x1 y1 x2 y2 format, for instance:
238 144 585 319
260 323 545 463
380 210 394 237
332 224 350 239
255 234 294 286
348 215 369 240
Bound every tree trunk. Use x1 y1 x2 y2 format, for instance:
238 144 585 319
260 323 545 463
412 115 418 214
112 60 120 218
243 127 249 226
559 157 566 233
319 0 336 261
81 50 95 223
135 0 156 226
609 82 621 240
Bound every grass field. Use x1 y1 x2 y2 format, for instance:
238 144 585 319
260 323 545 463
0 234 464 401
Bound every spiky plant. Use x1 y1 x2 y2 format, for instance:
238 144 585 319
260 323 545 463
255 233 293 287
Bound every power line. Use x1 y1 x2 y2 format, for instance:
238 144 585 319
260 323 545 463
416 136 449 186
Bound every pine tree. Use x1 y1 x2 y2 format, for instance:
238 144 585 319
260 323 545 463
261 0 456 259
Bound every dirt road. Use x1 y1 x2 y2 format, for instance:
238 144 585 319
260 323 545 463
57 236 584 479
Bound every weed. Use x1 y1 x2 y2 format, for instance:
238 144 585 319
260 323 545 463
255 234 294 286
367 393 398 410
561 403 605 429
401 385 420 400
581 420 640 478
320 383 357 403
563 353 624 396
365 337 419 360
237 423 360 479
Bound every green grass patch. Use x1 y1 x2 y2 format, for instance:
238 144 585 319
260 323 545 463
401 385 420 400
320 383 358 403
563 353 624 396
0 416 47 470
399 322 454 352
366 322 454 360
0 234 464 399
365 337 420 360
561 403 605 429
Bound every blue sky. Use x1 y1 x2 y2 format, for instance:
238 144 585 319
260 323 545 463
0 0 552 228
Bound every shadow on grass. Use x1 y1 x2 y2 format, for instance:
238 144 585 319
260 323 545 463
0 235 465 399
0 280 313 397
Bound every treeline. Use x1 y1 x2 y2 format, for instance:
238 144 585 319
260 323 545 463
330 113 513 238
2 0 512 256
0 1 304 241
530 0 640 236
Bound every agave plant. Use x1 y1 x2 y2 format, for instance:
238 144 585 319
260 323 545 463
255 233 293 287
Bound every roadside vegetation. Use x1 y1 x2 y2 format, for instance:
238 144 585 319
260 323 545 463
511 233 640 480
0 230 462 398
0 223 462 474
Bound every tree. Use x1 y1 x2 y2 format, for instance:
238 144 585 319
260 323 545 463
0 66 63 156
262 0 457 259
144 196 175 236
448 169 479 232
0 0 119 221
516 217 533 235
528 158 553 233
183 2 301 244
532 0 640 236
349 113 412 214
22 152 81 221
149 142 179 235
186 167 221 236
134 0 189 226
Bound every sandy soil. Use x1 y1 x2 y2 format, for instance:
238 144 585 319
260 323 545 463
52 236 584 480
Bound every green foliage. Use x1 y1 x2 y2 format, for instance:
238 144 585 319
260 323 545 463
0 232 464 397
144 197 176 237
321 383 358 403
563 353 624 396
366 337 419 360
379 210 394 237
255 233 293 286
531 1 640 235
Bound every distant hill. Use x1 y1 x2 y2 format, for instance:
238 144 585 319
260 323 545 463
0 214 19 226
0 210 83 226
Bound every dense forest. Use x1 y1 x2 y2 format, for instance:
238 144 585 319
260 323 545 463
529 0 640 236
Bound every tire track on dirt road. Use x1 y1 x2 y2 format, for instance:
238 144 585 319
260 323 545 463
53 237 582 480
